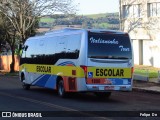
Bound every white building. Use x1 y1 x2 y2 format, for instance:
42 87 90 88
120 0 160 67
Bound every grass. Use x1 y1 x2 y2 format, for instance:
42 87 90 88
93 22 109 29
134 65 160 78
85 13 107 19
40 17 54 23
85 12 119 19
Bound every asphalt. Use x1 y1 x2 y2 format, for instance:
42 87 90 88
0 72 160 94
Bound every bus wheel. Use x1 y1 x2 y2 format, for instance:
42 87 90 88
57 80 67 98
94 92 111 99
21 75 30 90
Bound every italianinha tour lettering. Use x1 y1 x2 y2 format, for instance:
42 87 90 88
90 37 119 44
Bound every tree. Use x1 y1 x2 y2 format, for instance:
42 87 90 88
0 29 4 54
0 0 76 72
0 0 76 44
0 13 18 72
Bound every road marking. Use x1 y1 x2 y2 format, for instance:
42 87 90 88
0 91 111 120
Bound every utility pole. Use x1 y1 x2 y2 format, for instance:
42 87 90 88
119 0 122 31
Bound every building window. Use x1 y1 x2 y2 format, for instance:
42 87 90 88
123 4 141 18
148 2 160 17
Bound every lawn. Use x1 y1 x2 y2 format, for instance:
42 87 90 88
85 12 119 19
93 22 109 29
134 65 160 78
85 13 107 19
40 17 54 23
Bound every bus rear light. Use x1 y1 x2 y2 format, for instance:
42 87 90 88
80 65 87 77
124 33 129 37
131 67 134 76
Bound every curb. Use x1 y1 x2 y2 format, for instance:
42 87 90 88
133 87 160 94
133 74 149 82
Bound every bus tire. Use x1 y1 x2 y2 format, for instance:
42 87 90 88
94 92 111 99
57 79 67 98
21 74 30 90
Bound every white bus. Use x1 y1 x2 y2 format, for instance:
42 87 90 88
19 28 134 98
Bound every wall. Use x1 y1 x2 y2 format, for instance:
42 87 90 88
120 0 160 68
143 40 160 68
132 40 140 65
0 55 19 72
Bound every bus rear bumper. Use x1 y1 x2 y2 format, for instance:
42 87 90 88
86 85 132 91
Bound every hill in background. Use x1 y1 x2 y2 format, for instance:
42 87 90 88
38 12 119 31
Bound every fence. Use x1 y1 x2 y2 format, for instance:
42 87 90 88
0 55 19 72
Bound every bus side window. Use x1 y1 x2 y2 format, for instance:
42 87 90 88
55 37 67 60
36 39 46 64
66 34 81 59
45 37 57 64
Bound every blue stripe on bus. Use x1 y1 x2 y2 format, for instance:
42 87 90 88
108 78 131 85
44 75 57 89
31 75 44 85
32 75 57 89
34 74 51 87
57 61 76 66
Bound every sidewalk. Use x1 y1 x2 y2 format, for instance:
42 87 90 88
133 64 160 93
133 80 160 94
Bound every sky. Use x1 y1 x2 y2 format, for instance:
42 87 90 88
74 0 119 15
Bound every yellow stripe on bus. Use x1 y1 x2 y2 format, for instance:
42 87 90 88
20 64 85 78
20 64 132 78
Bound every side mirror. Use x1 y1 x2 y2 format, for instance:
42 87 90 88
24 45 28 51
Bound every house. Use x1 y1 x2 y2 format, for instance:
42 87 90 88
119 0 160 68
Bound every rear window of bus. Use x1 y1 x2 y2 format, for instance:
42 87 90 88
88 32 132 59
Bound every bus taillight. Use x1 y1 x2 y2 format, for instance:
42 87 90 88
80 65 87 78
131 67 134 76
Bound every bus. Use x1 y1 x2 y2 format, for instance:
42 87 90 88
19 28 134 98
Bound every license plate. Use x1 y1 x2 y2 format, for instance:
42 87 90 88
105 86 114 90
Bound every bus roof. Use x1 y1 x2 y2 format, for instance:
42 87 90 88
26 28 128 41
45 28 127 36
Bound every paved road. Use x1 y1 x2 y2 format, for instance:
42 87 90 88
0 75 160 120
